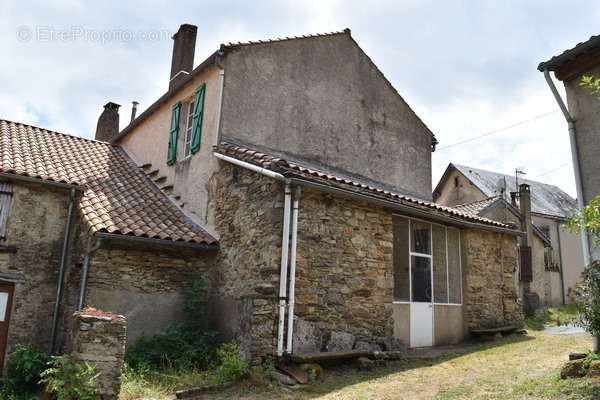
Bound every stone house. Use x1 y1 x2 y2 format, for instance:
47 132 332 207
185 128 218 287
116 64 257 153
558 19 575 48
434 163 585 308
0 25 524 365
538 36 600 263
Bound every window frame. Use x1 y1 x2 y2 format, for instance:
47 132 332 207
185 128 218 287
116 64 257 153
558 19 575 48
183 99 196 158
393 216 463 307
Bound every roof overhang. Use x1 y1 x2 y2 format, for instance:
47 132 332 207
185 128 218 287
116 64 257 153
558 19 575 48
538 35 600 81
94 231 219 253
291 177 521 236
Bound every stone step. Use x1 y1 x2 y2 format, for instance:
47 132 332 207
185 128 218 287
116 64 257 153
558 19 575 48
161 184 174 193
146 169 159 178
139 163 152 171
154 176 167 184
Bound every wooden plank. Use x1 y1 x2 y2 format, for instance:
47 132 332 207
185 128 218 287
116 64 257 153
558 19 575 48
290 350 371 363
470 324 521 335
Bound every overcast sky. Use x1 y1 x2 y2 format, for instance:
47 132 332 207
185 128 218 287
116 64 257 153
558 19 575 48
2 1 598 197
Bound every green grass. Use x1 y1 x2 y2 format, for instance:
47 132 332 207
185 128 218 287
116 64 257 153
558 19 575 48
119 365 219 400
121 330 599 400
524 304 580 331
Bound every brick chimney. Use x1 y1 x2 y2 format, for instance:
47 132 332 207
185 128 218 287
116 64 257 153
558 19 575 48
95 102 120 142
169 24 197 90
518 183 533 247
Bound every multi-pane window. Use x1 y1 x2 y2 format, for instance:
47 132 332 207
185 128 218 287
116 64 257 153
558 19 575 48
393 216 462 305
184 100 195 158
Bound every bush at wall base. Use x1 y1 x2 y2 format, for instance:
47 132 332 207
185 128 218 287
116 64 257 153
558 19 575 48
40 355 98 400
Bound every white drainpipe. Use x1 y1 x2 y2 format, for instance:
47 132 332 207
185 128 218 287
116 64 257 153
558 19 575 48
542 69 591 267
212 68 225 147
277 184 292 356
213 152 295 356
286 187 301 353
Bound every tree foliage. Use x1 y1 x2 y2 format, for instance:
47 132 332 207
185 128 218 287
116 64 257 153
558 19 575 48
580 75 600 98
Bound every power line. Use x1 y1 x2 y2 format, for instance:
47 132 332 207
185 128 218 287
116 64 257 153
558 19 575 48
436 110 559 151
531 162 571 180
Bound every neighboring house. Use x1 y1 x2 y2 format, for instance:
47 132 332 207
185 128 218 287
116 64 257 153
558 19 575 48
538 36 600 262
0 119 218 367
434 163 585 308
0 25 524 365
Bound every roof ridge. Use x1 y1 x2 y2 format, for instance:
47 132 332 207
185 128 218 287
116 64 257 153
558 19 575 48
0 118 112 147
220 28 350 50
453 163 567 191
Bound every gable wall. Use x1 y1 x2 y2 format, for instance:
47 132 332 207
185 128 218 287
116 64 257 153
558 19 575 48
220 34 434 200
434 168 487 206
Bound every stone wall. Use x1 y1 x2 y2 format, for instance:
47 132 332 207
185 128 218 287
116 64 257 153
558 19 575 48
71 308 126 400
0 181 73 353
84 246 214 345
461 229 522 330
293 188 394 352
206 163 284 361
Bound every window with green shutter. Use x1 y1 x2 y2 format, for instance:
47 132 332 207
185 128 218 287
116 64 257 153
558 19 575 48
190 84 206 154
167 101 182 165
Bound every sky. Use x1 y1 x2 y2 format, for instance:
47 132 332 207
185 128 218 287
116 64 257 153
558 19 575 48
1 1 599 197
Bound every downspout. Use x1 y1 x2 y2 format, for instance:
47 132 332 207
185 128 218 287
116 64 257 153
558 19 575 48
555 223 566 305
78 237 103 310
542 69 591 268
286 187 301 353
213 152 293 356
49 187 76 354
277 184 292 356
212 63 225 147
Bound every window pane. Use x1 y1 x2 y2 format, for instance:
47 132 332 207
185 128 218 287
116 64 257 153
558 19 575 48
433 225 448 303
393 216 409 301
447 229 461 304
411 256 432 302
411 221 431 254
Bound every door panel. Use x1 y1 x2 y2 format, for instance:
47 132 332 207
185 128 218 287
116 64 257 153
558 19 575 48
410 302 433 347
0 283 14 369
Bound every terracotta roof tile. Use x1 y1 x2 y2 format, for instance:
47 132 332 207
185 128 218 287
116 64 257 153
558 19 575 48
0 120 217 245
216 142 513 230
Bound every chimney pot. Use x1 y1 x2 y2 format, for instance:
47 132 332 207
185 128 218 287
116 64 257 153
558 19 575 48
130 101 139 123
169 24 197 90
518 183 533 247
95 102 120 142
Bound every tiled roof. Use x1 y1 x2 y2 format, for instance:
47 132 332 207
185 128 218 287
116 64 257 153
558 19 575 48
538 35 600 71
453 196 501 216
454 196 552 246
450 164 578 219
216 142 513 230
0 120 217 245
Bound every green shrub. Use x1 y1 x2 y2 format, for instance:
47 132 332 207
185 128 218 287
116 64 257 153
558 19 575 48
216 342 248 383
125 327 221 371
4 344 50 391
125 274 222 371
573 262 600 337
40 355 98 400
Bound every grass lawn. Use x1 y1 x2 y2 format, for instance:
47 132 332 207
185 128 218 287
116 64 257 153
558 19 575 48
120 307 600 400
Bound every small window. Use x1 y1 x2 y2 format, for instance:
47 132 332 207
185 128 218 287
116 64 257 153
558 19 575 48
184 100 195 158
0 183 13 241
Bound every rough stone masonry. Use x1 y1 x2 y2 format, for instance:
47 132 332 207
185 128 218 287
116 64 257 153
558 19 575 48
71 308 126 400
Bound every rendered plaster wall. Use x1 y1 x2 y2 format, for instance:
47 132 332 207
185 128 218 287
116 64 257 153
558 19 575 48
119 65 222 231
220 33 434 200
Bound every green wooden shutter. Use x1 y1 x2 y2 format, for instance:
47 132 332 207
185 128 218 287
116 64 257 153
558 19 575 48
167 102 182 165
190 84 206 154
